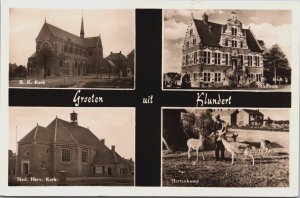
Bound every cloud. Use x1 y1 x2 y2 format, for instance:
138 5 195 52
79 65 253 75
246 23 291 63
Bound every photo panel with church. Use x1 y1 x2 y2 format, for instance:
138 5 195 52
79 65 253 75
162 108 290 187
9 9 135 89
163 10 292 91
8 107 135 186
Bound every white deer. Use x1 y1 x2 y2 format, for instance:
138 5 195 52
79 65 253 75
217 123 255 165
187 130 206 162
259 139 272 157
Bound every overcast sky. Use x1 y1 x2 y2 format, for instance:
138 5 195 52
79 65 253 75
10 9 135 66
9 107 135 160
164 9 292 73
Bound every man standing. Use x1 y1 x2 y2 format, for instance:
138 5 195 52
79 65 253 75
214 114 226 161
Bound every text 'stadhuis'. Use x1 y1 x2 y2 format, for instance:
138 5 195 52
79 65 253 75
182 11 264 87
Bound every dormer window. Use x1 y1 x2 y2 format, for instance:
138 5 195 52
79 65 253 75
231 40 237 47
231 27 237 36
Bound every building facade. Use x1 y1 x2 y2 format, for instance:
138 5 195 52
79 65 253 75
17 111 133 178
236 109 264 127
27 17 103 77
182 11 264 88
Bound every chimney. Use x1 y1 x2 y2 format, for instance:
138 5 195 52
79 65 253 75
100 139 105 144
70 111 78 126
111 145 115 152
110 52 113 55
202 12 208 24
119 51 122 54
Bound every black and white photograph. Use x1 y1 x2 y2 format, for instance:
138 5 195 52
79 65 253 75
163 10 291 90
9 9 135 89
162 108 290 187
8 107 135 186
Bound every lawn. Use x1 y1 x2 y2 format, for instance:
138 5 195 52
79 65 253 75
162 130 289 187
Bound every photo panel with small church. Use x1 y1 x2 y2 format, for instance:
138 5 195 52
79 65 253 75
162 108 290 187
8 107 135 186
9 9 135 89
163 10 292 91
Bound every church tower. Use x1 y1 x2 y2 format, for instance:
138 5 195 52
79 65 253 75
70 110 78 125
80 13 84 38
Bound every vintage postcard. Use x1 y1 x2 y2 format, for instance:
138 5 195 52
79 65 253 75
9 9 135 89
163 10 292 91
162 108 290 187
8 107 135 186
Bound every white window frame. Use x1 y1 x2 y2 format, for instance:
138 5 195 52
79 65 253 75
62 148 71 163
215 73 221 82
203 72 211 82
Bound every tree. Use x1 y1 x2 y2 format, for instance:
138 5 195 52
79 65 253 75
263 44 290 84
37 47 54 78
14 65 27 77
265 117 273 126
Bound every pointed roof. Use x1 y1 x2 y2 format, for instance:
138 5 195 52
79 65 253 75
92 149 128 165
80 16 84 38
192 17 263 52
243 109 264 116
37 22 101 47
105 52 127 61
19 117 108 150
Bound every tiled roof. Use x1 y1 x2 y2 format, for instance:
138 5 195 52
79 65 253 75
92 149 128 165
124 159 134 167
127 49 134 57
41 23 100 47
193 19 223 46
19 117 108 150
212 110 238 117
243 109 264 116
244 29 263 52
105 52 127 61
193 19 263 52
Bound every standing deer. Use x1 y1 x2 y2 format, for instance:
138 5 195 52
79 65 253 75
217 123 255 165
187 130 206 162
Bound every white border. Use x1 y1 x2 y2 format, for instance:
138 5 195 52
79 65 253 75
1 0 299 197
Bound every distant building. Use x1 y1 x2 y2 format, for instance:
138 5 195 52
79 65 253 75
17 111 133 178
105 50 134 78
212 109 238 126
8 150 16 175
182 11 264 87
213 109 264 127
163 72 181 88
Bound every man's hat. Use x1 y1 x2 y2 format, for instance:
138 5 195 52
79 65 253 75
215 114 220 120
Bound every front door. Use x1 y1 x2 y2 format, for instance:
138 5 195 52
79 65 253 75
21 161 29 175
108 167 112 176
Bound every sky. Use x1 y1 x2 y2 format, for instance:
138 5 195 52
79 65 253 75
9 107 135 160
9 9 135 66
164 9 292 73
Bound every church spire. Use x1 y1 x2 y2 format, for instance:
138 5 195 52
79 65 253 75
80 10 84 38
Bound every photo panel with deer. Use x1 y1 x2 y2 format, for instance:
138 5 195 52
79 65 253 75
162 108 290 187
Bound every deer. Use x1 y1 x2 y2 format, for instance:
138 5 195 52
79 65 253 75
231 133 239 142
259 139 272 157
187 129 206 162
217 123 255 165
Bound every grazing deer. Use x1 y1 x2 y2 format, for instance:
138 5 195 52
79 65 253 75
217 124 255 165
187 131 206 162
259 139 272 157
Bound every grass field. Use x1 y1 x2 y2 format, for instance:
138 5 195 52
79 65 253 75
162 130 289 187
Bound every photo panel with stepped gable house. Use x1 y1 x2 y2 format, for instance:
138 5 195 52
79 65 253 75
9 9 135 89
162 108 290 187
8 107 135 186
163 10 292 91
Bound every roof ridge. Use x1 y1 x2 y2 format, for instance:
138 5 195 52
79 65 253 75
56 119 79 144
46 22 83 40
33 125 38 140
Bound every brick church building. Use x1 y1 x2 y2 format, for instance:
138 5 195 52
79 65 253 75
182 11 264 88
27 16 103 77
17 111 133 178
